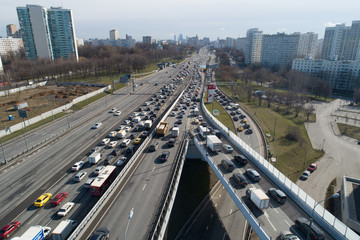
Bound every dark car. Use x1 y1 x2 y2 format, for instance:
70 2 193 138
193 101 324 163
149 142 159 151
246 128 253 134
221 159 235 172
243 123 250 129
233 172 248 187
295 217 325 240
268 188 287 203
201 122 207 127
51 192 68 206
168 138 175 147
177 120 183 125
230 111 236 116
245 168 261 182
0 221 21 239
126 146 135 154
110 146 122 156
234 155 248 165
160 151 170 162
88 227 110 240
141 131 149 138
233 116 239 121
104 155 116 165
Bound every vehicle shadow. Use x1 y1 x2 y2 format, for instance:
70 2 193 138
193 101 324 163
240 196 265 217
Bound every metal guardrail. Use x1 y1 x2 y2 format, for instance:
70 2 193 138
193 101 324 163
193 136 271 240
68 89 185 239
200 96 359 240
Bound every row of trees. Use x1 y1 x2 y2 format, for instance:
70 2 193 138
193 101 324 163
1 43 195 84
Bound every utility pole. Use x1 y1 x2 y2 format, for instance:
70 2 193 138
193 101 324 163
272 116 277 142
0 138 7 164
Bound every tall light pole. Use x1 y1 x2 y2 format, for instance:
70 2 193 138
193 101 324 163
272 116 277 142
124 209 134 240
307 193 340 240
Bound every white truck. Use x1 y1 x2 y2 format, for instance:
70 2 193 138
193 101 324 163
206 135 222 152
144 120 152 129
116 129 126 138
172 127 180 137
89 152 101 164
12 225 51 240
246 188 270 210
199 125 210 139
51 219 77 240
193 108 199 116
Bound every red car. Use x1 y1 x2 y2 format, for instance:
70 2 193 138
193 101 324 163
0 221 21 239
307 163 318 173
51 192 68 206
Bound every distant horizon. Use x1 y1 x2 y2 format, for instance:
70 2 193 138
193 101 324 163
1 1 360 41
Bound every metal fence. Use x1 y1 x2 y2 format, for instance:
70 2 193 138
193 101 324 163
200 98 358 240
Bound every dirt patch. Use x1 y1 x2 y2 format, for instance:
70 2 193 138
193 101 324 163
0 84 101 130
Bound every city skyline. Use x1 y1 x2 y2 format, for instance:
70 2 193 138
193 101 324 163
1 0 360 41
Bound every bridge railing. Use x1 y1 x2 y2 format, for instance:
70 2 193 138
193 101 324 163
200 99 358 240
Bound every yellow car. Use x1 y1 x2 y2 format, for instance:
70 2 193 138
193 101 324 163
237 126 243 132
134 138 142 144
242 118 247 123
194 119 200 124
34 193 52 207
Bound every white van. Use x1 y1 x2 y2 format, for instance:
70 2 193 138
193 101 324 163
134 116 141 123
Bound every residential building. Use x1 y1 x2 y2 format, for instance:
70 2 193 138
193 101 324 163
0 56 3 74
292 58 360 91
143 36 152 44
235 28 262 64
187 35 199 47
202 37 210 45
110 29 119 41
225 37 235 48
0 37 23 56
321 21 360 61
6 24 21 38
297 32 318 58
261 33 300 69
16 5 78 61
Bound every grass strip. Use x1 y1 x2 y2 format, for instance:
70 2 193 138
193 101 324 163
337 123 360 140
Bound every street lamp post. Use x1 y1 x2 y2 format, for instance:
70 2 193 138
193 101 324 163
306 193 340 240
272 116 277 142
124 209 134 240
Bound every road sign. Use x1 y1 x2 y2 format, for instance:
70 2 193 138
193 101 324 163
18 110 28 118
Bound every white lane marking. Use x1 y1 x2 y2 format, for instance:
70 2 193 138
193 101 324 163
284 220 291 227
152 166 155 172
45 219 52 226
210 214 213 218
264 211 277 231
142 184 146 191
229 209 232 215
215 203 217 207
269 203 279 213
27 214 39 225
206 225 209 231
64 184 70 189
219 194 222 198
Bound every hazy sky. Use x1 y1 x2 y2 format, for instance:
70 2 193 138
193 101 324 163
1 0 360 41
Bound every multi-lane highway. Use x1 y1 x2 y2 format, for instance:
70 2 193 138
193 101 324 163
0 52 204 238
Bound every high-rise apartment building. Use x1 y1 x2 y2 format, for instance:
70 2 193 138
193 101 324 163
225 37 235 48
297 32 318 58
235 28 263 64
6 24 21 38
143 36 152 44
321 21 360 61
110 29 119 41
261 33 300 69
0 56 3 74
16 5 78 61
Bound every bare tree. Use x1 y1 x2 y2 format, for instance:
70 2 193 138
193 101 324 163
304 103 315 121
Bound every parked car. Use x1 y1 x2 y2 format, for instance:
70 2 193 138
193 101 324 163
221 159 235 172
57 202 75 217
268 188 287 203
307 163 318 172
245 168 261 182
295 217 325 240
92 122 102 129
234 155 248 165
51 192 68 206
300 170 311 180
71 161 85 171
89 227 110 240
34 193 52 207
0 221 21 239
233 172 248 187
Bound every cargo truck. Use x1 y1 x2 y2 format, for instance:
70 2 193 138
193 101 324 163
199 125 210 139
13 225 51 240
172 127 179 137
144 120 152 129
156 122 168 136
89 152 101 164
193 108 199 116
116 129 126 138
206 135 222 152
246 188 270 210
51 219 77 240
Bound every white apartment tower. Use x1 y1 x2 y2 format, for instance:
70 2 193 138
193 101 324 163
297 32 318 58
110 29 119 41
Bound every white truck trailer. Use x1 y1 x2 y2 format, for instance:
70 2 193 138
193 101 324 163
206 135 222 152
144 120 152 129
246 188 270 210
51 219 77 240
199 125 210 139
89 152 101 164
12 225 51 240
172 127 179 137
